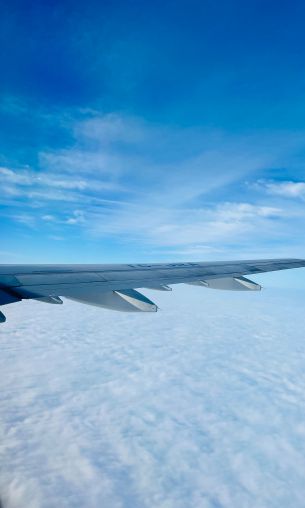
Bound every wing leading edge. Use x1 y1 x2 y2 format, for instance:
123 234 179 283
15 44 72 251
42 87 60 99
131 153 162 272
0 258 304 322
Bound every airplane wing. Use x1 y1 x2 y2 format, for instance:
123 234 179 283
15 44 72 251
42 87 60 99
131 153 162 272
0 258 304 322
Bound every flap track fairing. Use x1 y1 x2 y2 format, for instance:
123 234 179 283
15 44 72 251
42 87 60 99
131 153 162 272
187 276 261 291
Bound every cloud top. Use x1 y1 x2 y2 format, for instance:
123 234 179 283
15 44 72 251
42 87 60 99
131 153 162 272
1 288 305 507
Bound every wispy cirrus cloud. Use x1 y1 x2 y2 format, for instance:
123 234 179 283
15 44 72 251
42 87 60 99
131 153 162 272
0 166 121 193
77 200 289 254
2 109 305 260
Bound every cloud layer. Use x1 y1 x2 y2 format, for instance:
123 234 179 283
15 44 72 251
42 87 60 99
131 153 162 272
1 285 305 507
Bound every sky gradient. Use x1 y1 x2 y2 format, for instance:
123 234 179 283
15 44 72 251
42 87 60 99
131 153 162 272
1 1 305 276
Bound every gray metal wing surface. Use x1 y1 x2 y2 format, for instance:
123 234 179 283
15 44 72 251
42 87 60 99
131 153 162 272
0 258 304 322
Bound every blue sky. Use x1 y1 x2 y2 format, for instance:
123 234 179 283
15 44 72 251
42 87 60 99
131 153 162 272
1 0 305 276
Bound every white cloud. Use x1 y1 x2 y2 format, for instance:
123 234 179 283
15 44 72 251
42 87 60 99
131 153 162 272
0 166 118 193
65 210 86 225
86 201 286 248
42 214 56 221
39 150 124 177
254 180 305 199
10 213 37 228
75 113 149 146
217 202 283 219
1 286 305 507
